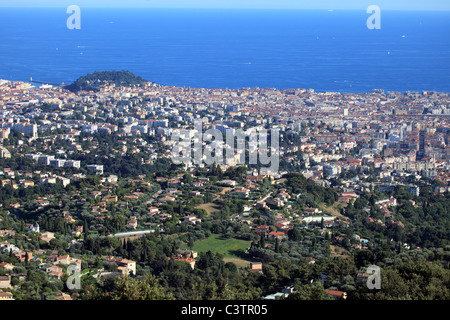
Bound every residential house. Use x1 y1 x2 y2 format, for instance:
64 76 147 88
301 216 335 224
55 292 72 300
46 254 58 263
148 207 160 215
190 191 203 198
192 181 205 189
376 197 398 210
254 225 270 235
0 230 15 237
103 195 118 203
275 223 291 233
0 276 11 289
338 196 352 203
233 186 250 198
40 231 55 243
217 179 237 187
65 215 76 224
14 251 33 263
126 216 138 229
325 289 347 300
250 262 263 273
46 266 63 279
171 255 196 270
334 219 350 229
90 191 102 199
267 197 284 208
9 203 20 209
356 273 371 284
246 175 268 182
0 262 14 271
22 181 34 188
0 289 13 300
183 215 201 225
160 195 176 203
276 190 290 202
340 191 359 199
177 249 198 259
255 201 269 210
268 231 286 240
27 223 40 233
168 178 182 187
72 225 83 236
303 208 322 215
244 180 257 189
0 241 19 253
115 258 136 276
56 255 71 265
281 285 296 295
159 213 171 221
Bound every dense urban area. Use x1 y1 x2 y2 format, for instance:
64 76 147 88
0 71 450 301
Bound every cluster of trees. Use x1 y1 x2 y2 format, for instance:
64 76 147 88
341 182 450 251
65 70 147 93
3 150 450 301
68 232 262 300
284 173 338 206
249 229 331 265
350 260 450 300
0 179 66 208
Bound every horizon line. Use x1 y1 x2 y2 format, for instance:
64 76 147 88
1 6 450 11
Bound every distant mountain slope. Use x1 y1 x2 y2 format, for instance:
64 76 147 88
65 70 148 93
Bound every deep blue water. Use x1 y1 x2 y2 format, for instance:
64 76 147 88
0 8 449 92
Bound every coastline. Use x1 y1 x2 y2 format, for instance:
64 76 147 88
1 77 448 95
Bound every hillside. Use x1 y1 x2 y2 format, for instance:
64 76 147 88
65 70 148 93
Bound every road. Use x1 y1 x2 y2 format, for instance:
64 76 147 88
253 192 272 206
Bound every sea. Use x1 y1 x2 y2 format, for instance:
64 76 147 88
0 7 449 93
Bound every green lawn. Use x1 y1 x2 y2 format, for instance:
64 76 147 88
183 234 251 259
187 234 254 268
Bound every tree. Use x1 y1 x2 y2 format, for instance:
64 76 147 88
259 233 266 248
350 261 450 300
66 70 147 93
275 238 280 253
83 219 89 240
288 282 332 300
111 274 174 300
182 173 193 184
354 250 375 269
